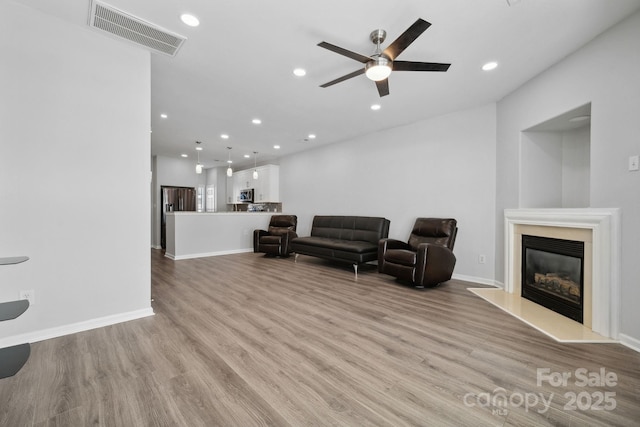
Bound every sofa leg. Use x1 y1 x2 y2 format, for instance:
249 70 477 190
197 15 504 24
294 253 299 263
353 263 358 278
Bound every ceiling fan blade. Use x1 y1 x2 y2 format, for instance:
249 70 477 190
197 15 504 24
317 41 371 63
382 18 432 60
375 79 389 97
393 61 451 72
320 68 365 88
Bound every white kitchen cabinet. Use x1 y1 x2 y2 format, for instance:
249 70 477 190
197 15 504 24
229 164 279 203
232 169 251 202
253 164 279 202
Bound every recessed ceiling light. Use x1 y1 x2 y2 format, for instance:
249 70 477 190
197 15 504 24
273 145 280 149
482 61 498 71
220 134 229 139
180 14 200 27
252 118 262 125
293 68 306 77
195 146 203 151
160 113 168 118
569 115 591 123
244 154 250 158
227 160 233 164
181 154 188 158
371 104 381 111
308 134 316 139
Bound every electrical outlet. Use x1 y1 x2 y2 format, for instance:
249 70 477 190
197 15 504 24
478 254 486 264
19 289 35 305
629 155 639 171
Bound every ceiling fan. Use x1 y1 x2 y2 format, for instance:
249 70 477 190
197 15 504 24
318 18 451 97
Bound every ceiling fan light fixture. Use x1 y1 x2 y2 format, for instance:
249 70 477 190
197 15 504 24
365 57 392 81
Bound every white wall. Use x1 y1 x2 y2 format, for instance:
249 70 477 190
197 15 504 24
520 132 564 208
519 127 590 209
279 103 497 284
0 2 152 345
562 126 591 207
496 11 640 342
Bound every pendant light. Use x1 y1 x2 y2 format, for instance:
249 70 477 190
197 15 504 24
195 141 203 174
252 151 259 180
226 147 233 177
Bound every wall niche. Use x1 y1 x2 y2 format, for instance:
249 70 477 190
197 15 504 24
520 103 591 208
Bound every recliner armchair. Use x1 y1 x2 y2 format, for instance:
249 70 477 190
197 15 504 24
253 215 298 257
378 218 457 288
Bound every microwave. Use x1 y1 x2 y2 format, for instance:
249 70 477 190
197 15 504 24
239 188 254 203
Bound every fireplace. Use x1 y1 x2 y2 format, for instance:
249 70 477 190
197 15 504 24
522 235 584 323
504 208 620 339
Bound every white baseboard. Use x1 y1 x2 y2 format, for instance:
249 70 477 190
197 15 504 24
0 307 154 348
151 245 162 250
165 248 254 260
619 333 640 353
452 273 503 288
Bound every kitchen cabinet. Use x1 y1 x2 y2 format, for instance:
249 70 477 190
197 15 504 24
231 165 279 203
232 169 251 202
253 165 279 202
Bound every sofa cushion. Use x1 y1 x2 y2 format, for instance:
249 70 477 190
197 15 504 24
310 216 390 244
292 237 377 254
408 218 457 251
260 235 282 245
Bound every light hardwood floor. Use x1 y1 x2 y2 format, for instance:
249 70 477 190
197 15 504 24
1 250 639 426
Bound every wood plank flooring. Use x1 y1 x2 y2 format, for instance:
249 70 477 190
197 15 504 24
1 250 639 426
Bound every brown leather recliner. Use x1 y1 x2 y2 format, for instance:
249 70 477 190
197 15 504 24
378 218 457 288
253 215 298 257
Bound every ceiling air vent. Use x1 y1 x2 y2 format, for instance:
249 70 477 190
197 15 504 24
89 0 186 56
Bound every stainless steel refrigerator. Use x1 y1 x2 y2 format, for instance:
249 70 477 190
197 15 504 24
161 186 196 249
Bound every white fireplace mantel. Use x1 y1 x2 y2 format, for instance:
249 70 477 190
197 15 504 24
504 208 621 339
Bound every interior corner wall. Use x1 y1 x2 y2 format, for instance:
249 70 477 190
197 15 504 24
562 126 591 208
520 132 564 208
496 10 640 341
279 103 497 285
0 2 152 346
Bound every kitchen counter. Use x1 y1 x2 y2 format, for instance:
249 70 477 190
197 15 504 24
164 212 288 260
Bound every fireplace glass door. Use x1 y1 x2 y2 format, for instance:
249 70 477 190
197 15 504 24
522 235 584 323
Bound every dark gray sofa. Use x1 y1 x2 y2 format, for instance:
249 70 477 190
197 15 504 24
290 215 390 276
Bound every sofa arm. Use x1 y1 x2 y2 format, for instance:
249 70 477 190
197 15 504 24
415 243 457 287
253 229 268 252
378 238 410 272
279 230 298 255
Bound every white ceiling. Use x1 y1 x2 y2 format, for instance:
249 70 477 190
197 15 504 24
18 0 640 169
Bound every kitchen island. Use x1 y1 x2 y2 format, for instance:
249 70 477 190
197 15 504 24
164 211 285 260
